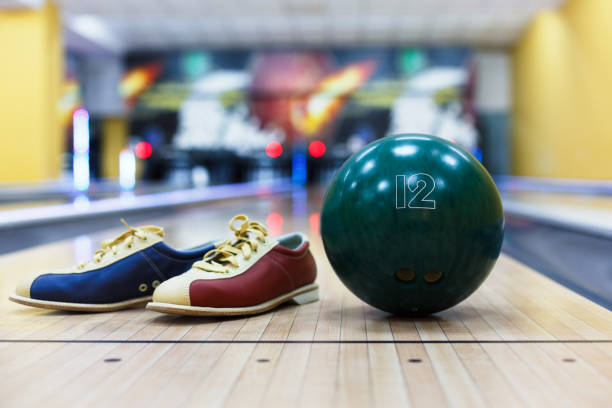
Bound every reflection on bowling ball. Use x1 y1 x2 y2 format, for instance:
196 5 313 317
321 134 504 316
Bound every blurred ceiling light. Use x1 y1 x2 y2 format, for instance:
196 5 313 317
408 68 467 93
283 1 326 15
73 154 90 192
66 14 123 54
72 109 90 192
119 148 136 190
0 0 45 9
192 71 249 94
54 0 566 48
72 109 89 154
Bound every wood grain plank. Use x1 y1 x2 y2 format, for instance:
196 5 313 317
365 307 411 407
336 292 371 407
417 319 488 408
299 295 342 408
223 306 300 407
181 313 273 407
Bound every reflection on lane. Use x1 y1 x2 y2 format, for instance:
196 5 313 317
504 213 612 310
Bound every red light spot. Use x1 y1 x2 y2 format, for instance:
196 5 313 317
308 141 326 158
266 141 283 158
309 213 320 236
266 212 284 236
135 141 153 159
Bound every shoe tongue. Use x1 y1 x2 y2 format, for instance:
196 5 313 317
207 233 262 263
219 238 248 258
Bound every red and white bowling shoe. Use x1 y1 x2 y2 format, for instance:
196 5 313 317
147 215 318 316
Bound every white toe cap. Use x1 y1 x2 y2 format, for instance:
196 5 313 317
152 275 192 306
15 275 36 298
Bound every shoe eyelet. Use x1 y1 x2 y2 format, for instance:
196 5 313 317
152 280 160 288
138 283 148 292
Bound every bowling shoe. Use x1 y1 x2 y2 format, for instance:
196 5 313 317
8 220 215 312
147 214 318 316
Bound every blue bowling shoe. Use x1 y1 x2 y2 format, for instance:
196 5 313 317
9 220 215 312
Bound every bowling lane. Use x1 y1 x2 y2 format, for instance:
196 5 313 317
502 189 612 309
0 181 292 255
0 188 611 407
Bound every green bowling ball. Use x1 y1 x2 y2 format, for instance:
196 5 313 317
321 134 504 315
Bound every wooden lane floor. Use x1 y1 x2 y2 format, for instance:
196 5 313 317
0 190 611 407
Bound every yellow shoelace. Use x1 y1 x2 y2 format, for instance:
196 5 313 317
192 215 268 274
77 219 164 269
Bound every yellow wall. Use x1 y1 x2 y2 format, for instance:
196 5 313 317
0 2 62 183
102 118 128 178
513 0 612 178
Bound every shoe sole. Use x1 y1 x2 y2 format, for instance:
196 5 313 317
8 294 152 312
146 283 319 316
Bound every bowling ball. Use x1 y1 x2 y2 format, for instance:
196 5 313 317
321 134 504 315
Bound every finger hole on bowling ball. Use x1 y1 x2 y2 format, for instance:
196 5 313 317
424 270 443 283
395 268 415 282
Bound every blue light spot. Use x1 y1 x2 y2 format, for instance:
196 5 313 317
471 147 483 162
292 152 307 185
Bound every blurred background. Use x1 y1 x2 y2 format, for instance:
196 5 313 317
1 1 612 305
4 0 585 192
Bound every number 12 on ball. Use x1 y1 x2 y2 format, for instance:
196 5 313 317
396 173 436 210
